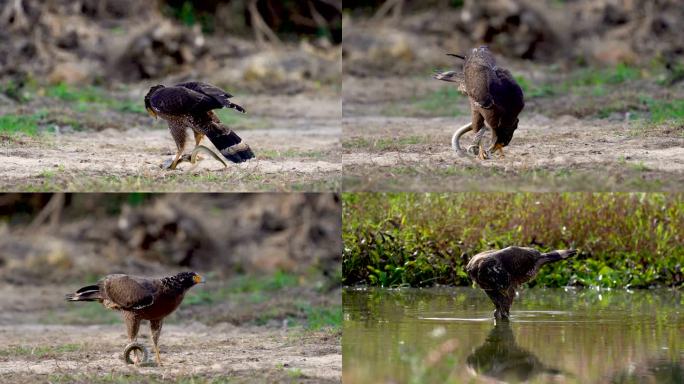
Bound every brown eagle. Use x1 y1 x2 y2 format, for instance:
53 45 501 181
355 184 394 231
66 272 205 365
144 82 255 170
434 46 524 159
466 247 577 320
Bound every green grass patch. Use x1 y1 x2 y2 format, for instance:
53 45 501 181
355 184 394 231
259 148 328 159
343 193 684 289
413 87 464 116
515 63 642 102
184 271 301 307
384 87 466 117
571 63 641 87
41 303 121 325
0 114 40 136
0 343 82 358
43 83 146 115
343 135 427 152
301 304 342 330
642 97 684 123
214 109 271 130
47 373 236 384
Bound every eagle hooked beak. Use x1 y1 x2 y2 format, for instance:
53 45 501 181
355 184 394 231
146 107 157 119
193 274 205 284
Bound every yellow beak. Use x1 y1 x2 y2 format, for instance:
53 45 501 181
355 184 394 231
146 107 157 119
193 274 205 284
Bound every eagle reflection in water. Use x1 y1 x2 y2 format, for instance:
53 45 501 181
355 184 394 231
466 322 565 383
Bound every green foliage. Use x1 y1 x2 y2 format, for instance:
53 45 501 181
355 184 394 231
387 86 465 117
184 271 300 306
0 114 40 136
299 303 342 330
167 0 215 33
641 96 684 123
0 79 32 102
42 304 121 325
44 83 145 115
343 193 684 288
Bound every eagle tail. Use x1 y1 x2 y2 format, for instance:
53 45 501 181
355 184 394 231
224 101 246 114
539 249 577 265
446 53 466 60
66 284 102 302
205 123 255 163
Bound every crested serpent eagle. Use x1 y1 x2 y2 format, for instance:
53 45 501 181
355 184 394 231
434 46 525 160
145 81 255 170
466 247 577 320
66 272 205 365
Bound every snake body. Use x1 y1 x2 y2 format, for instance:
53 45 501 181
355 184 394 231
123 342 155 366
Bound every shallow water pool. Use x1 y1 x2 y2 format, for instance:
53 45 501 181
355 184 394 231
343 287 682 383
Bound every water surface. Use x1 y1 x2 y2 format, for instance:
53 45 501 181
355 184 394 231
343 287 682 383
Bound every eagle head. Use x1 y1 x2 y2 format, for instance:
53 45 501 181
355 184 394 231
144 85 165 119
175 271 205 289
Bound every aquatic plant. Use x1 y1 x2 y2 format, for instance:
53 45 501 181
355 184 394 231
342 193 684 288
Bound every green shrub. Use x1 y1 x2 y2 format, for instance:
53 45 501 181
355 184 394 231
343 193 684 288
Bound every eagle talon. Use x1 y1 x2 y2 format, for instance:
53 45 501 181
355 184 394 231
478 144 489 160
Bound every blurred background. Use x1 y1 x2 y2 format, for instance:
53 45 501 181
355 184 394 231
0 193 341 283
343 0 682 74
0 0 341 89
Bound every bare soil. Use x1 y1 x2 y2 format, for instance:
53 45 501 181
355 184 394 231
1 91 341 192
342 76 684 191
0 324 339 383
0 284 341 384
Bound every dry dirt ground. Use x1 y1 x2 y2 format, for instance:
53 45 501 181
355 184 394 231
0 324 339 384
0 91 340 192
342 75 684 191
0 283 341 383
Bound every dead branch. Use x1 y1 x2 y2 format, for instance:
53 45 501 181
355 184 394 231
372 0 404 23
248 0 281 46
28 193 65 232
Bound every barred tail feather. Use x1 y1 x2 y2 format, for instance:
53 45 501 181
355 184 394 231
226 102 246 114
66 285 102 302
539 249 578 265
206 124 254 163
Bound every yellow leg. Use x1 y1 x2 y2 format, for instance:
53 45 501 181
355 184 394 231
490 143 504 158
154 344 162 366
151 319 163 366
478 143 488 160
168 150 183 170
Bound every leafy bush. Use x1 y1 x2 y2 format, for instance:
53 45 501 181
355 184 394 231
343 193 684 288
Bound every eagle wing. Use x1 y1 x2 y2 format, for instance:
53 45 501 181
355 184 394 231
176 81 233 99
465 63 495 109
491 67 525 113
176 81 246 113
102 274 156 310
497 247 541 283
149 86 223 116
